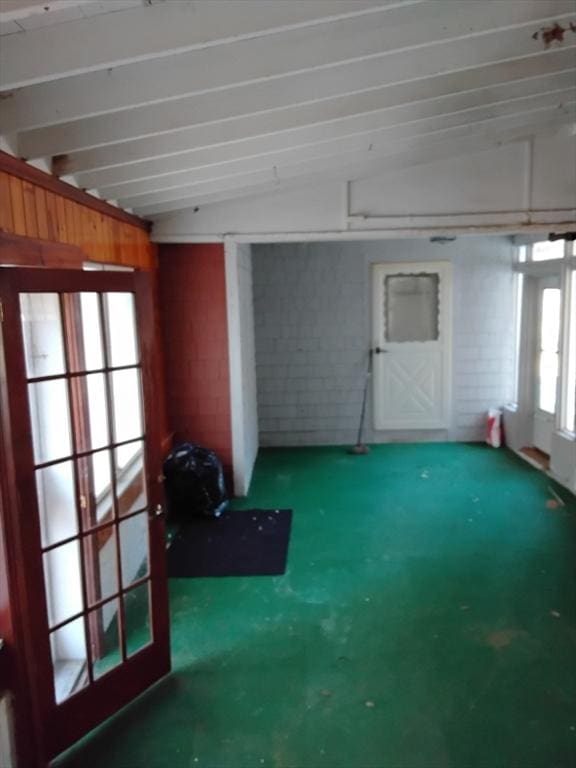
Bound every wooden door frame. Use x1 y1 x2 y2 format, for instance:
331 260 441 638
0 268 170 764
0 326 44 767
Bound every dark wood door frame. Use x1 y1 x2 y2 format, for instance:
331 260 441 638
0 283 45 767
0 268 170 765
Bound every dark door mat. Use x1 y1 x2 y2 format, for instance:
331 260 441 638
167 509 292 577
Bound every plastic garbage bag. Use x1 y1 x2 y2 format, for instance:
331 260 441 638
486 408 503 448
163 443 229 519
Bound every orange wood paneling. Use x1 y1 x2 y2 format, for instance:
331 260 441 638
0 160 166 447
7 175 26 236
21 179 38 238
0 168 154 270
0 175 13 234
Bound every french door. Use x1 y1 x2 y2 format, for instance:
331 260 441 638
532 275 562 455
0 268 170 763
372 261 452 430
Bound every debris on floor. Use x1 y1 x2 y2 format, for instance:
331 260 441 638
485 628 527 650
547 486 566 509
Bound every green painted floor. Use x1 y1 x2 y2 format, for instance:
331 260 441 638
55 444 576 768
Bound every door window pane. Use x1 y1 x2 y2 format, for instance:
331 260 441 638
43 540 84 628
89 599 122 680
539 351 559 414
36 461 78 548
78 450 112 529
71 373 109 453
50 618 88 704
111 368 143 444
20 293 66 379
124 582 152 657
91 449 112 501
120 512 149 588
564 271 576 432
532 240 564 261
79 293 105 372
83 527 119 605
538 288 561 413
541 289 561 353
105 293 139 368
116 441 147 517
29 379 72 464
86 373 109 450
385 274 439 343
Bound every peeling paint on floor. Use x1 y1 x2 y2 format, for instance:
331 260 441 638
53 444 576 768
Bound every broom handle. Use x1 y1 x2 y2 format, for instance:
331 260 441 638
356 349 374 446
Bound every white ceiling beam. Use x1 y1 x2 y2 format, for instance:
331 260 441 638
140 108 576 218
17 42 576 159
51 23 576 175
94 73 576 200
0 0 408 89
2 0 573 132
57 46 576 178
0 0 96 22
148 121 574 218
125 98 576 213
73 50 576 191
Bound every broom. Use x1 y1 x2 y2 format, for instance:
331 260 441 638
348 348 374 455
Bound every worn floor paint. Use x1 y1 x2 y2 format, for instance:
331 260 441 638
54 444 576 768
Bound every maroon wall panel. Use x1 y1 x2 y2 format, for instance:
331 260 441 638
158 244 233 480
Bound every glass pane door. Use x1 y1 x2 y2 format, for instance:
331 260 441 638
22 289 154 703
0 269 169 762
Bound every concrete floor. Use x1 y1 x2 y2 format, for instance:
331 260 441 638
54 444 576 768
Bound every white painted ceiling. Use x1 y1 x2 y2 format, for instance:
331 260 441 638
0 0 575 219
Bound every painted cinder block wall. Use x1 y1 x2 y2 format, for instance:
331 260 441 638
252 237 517 447
158 243 233 478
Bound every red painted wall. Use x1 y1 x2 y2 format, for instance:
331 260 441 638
158 243 233 479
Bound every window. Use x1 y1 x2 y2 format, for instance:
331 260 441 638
537 288 561 414
563 269 576 433
384 273 439 343
532 240 565 262
512 273 524 404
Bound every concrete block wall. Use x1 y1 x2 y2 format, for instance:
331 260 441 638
252 237 517 447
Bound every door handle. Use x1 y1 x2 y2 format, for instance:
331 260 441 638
150 504 165 519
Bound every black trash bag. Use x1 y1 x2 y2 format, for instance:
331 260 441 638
163 443 229 520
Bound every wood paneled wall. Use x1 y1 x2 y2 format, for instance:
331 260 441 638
0 156 155 269
158 244 233 482
0 154 168 445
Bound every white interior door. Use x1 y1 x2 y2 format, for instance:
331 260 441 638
372 261 452 430
532 276 562 454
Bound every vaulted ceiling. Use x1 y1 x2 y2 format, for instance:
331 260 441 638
1 0 575 219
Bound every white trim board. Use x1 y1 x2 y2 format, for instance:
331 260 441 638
152 219 576 245
224 239 246 496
